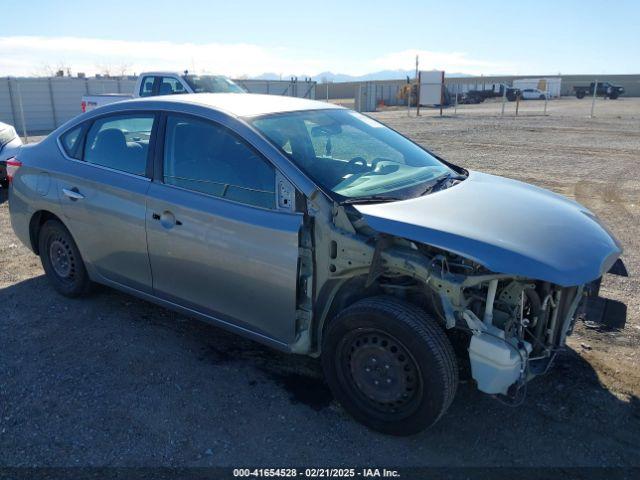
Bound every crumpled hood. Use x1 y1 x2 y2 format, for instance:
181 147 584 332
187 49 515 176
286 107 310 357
355 171 622 286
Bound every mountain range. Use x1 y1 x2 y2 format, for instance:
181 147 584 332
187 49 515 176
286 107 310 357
253 69 473 83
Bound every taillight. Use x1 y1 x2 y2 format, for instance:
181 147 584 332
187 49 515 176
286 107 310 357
81 101 86 113
6 157 22 184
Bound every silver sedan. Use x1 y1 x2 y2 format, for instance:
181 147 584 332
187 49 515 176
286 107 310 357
7 93 622 435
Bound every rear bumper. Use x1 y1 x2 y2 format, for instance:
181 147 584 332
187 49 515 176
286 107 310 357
8 182 35 252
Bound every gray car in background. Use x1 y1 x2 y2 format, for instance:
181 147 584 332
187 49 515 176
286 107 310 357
7 93 622 435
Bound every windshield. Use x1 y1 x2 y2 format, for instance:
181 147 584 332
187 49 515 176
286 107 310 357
182 75 246 94
251 109 454 201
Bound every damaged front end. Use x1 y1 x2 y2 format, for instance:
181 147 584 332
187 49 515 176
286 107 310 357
305 171 623 401
308 200 593 399
339 170 623 398
416 246 586 397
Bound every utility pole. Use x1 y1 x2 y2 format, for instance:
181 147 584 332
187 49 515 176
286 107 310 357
415 55 419 81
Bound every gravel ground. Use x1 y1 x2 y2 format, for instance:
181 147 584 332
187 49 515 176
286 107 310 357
0 97 639 468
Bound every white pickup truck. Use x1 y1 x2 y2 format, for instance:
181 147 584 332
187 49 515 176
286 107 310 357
81 71 245 112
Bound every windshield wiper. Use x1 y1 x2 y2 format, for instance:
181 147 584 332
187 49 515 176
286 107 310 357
420 173 461 196
341 196 403 205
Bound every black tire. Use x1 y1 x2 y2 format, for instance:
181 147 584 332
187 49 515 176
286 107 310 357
38 219 92 297
609 93 619 100
539 95 545 100
322 296 458 436
576 91 585 99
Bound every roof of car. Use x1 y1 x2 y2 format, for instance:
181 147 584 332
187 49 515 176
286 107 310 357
132 93 344 118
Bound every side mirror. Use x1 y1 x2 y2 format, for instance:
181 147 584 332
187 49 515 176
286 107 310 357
276 171 295 212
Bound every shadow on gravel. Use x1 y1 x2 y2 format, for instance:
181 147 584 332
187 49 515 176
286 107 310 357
581 296 628 331
1 277 639 465
0 187 7 204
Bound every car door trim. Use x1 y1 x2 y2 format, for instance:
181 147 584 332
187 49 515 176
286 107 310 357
96 268 292 353
56 149 153 182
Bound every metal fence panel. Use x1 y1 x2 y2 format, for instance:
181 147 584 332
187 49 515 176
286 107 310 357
0 76 318 135
235 79 316 98
51 78 88 127
0 79 15 126
11 78 56 132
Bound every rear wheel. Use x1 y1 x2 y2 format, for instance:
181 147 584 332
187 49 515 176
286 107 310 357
576 91 586 99
38 219 92 297
322 296 458 436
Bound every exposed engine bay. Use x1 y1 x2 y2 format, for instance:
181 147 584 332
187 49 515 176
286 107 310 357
417 244 585 397
379 243 586 398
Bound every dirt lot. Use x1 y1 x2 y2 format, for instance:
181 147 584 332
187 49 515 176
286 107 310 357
0 97 639 468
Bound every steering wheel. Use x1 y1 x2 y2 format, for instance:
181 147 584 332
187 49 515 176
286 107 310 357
347 156 369 173
370 157 388 170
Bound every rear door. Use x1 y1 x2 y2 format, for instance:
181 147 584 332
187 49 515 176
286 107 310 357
145 113 303 344
57 113 157 292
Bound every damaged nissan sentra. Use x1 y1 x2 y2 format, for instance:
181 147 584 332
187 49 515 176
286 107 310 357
8 94 623 435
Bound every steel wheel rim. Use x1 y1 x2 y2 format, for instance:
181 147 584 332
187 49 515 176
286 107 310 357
339 328 423 417
49 236 75 281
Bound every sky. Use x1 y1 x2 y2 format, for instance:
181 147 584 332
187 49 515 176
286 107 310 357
2 0 639 78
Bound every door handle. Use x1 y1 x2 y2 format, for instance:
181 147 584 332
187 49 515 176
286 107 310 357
152 211 182 228
62 187 84 201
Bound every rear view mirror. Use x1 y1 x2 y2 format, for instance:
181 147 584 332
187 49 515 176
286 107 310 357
311 123 341 137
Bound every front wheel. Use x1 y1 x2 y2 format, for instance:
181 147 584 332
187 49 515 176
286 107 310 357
576 91 586 99
322 296 458 436
39 219 92 297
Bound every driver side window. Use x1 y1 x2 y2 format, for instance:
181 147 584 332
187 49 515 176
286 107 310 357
163 115 276 209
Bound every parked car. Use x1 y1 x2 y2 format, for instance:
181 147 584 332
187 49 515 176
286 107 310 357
458 91 482 104
459 89 496 104
0 122 22 188
7 94 622 435
505 86 521 102
573 82 624 99
81 71 245 112
520 88 548 100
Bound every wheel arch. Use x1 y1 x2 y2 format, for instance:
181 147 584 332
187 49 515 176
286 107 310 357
313 275 380 355
29 210 67 255
313 273 435 356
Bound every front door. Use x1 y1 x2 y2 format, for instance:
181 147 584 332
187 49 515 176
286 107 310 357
145 114 303 344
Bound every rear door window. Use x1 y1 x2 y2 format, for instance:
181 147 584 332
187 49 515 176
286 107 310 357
163 115 275 209
60 125 83 159
159 77 187 96
83 114 155 176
